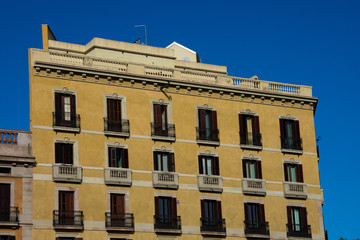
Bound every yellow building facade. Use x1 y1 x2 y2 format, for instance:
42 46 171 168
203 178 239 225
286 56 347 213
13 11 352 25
29 25 324 240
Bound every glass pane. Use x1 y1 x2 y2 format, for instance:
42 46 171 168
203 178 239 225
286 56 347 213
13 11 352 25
249 162 255 179
246 116 253 145
290 166 297 182
205 111 211 138
157 154 162 171
293 208 300 231
162 153 168 172
206 157 212 175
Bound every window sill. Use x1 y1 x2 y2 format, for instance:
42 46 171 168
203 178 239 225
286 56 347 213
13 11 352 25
245 233 270 239
106 226 134 232
53 126 81 133
240 144 263 151
0 222 19 228
196 140 220 146
104 131 130 138
151 135 176 142
201 230 226 237
53 225 84 231
154 228 182 234
281 148 303 155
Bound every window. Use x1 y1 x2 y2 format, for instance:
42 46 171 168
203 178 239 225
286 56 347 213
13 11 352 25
242 160 262 179
108 147 128 168
198 155 219 175
280 119 302 150
154 196 178 226
197 109 218 142
153 152 175 172
54 93 77 127
200 200 223 229
284 163 303 183
109 194 126 227
0 183 10 221
244 203 266 231
58 191 74 225
239 114 261 146
287 206 309 234
106 99 122 132
153 104 168 135
55 143 73 164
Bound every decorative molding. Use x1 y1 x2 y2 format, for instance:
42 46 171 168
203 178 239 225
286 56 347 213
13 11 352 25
198 150 218 157
244 198 264 204
153 146 173 153
242 154 261 161
279 114 297 120
239 109 257 115
283 158 301 164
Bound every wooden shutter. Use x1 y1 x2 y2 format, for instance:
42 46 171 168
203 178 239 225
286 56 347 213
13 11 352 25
163 105 168 126
259 204 265 222
300 207 308 228
171 198 177 217
239 114 245 144
64 144 73 164
70 94 76 118
55 92 62 114
200 200 205 218
253 116 260 134
108 147 116 167
111 194 125 213
256 161 262 179
122 149 129 168
280 119 285 137
211 111 218 130
154 197 159 215
244 203 249 222
198 156 203 174
55 143 61 163
293 120 300 149
284 163 289 181
0 184 10 208
198 109 205 129
216 201 222 219
296 164 303 183
213 157 219 175
55 238 60 240
287 206 292 227
59 191 74 212
242 159 247 178
153 152 158 171
169 153 175 172
153 104 161 124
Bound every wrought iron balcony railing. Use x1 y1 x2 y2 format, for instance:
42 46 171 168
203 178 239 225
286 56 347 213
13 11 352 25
287 224 312 238
240 132 262 147
281 136 303 151
151 122 176 140
104 118 130 136
105 212 134 230
53 112 80 130
154 215 181 231
53 210 84 228
0 206 19 223
196 127 219 143
200 218 226 233
244 220 269 235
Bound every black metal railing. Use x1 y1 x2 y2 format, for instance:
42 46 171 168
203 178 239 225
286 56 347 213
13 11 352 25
154 215 181 230
53 112 80 129
0 206 19 223
151 122 176 139
196 128 219 142
104 118 130 134
105 212 134 229
240 132 262 146
287 224 312 238
281 136 303 151
244 220 269 235
200 218 226 232
53 210 84 227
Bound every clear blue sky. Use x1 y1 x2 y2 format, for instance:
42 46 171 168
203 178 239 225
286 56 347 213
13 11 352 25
1 1 359 239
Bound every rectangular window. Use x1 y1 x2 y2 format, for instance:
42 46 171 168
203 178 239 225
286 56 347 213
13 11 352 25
0 183 11 221
108 147 128 168
287 206 308 233
153 104 168 136
54 93 76 126
198 155 219 175
154 196 177 224
242 160 262 179
284 163 303 183
244 203 265 230
198 109 218 141
239 114 261 146
110 194 126 227
58 191 74 225
55 143 73 164
201 200 222 226
153 152 175 172
107 99 122 131
280 119 301 150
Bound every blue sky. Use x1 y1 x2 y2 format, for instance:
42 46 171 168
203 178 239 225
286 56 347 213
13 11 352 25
1 0 359 239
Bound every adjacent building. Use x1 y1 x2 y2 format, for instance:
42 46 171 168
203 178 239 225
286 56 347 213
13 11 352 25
0 129 35 240
28 25 325 240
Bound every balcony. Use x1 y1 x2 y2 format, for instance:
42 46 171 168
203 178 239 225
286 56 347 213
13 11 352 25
152 171 179 189
197 175 223 193
287 224 312 238
200 218 226 236
281 137 303 154
104 167 132 186
154 215 182 234
244 221 270 238
151 123 176 141
52 164 82 183
104 118 130 138
242 178 266 196
240 132 263 150
283 182 307 199
0 206 19 228
53 112 80 133
196 127 219 146
53 210 84 230
105 212 134 232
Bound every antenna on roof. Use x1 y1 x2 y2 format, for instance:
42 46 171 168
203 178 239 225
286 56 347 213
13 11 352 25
134 25 147 45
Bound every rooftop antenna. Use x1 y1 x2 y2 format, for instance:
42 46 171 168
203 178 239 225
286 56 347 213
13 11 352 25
134 25 147 45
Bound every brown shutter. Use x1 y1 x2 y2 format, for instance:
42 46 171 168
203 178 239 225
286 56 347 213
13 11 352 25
115 100 122 120
163 105 168 126
153 104 161 124
256 161 262 179
55 92 61 114
253 116 260 134
296 164 303 183
169 153 175 172
284 163 289 181
171 198 177 217
287 206 292 226
239 114 245 144
242 159 247 178
153 152 158 171
0 184 10 208
198 156 203 174
200 200 205 218
111 194 125 213
70 94 76 117
300 207 308 228
55 143 60 163
259 204 265 222
122 149 129 168
214 157 219 175
244 203 249 221
211 110 218 130
216 201 222 219
108 147 114 167
198 109 205 129
280 119 285 137
55 238 60 240
294 120 301 149
68 144 73 164
154 197 159 215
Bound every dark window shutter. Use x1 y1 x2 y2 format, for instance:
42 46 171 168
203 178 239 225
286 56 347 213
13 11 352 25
214 157 219 175
242 159 247 178
198 109 205 129
253 116 260 134
154 197 159 215
122 149 129 168
108 147 115 167
280 119 285 137
171 198 177 217
216 201 222 219
259 204 265 222
211 110 218 130
153 152 158 171
300 207 308 227
256 161 262 179
64 144 73 164
198 156 203 174
163 105 168 126
55 238 59 240
297 164 303 183
284 163 289 181
293 120 300 138
200 200 205 218
244 203 249 221
169 153 175 172
55 143 60 163
55 93 62 114
153 104 161 124
287 206 292 226
70 94 76 118
239 114 245 144
68 144 73 164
